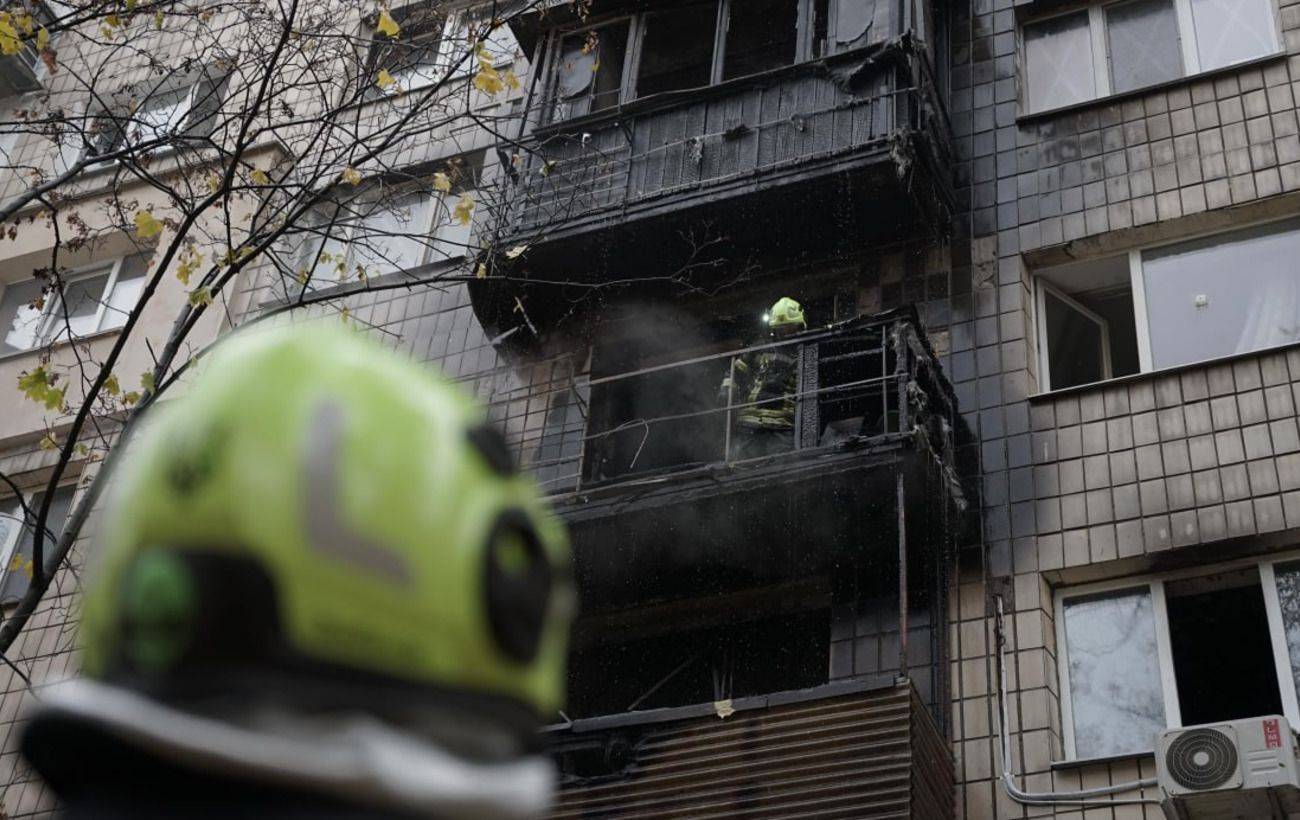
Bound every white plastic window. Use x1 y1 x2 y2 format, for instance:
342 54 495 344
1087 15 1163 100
0 255 148 355
1022 0 1279 114
1061 589 1168 758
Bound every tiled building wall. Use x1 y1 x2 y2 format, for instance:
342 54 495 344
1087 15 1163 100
949 0 1300 812
0 443 99 819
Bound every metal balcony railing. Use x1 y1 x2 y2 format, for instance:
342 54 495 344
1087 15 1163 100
491 309 958 497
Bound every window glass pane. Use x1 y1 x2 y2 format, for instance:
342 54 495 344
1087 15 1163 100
1191 0 1276 71
1 487 74 605
1106 0 1183 94
433 191 475 260
353 192 435 274
1274 562 1300 702
103 255 147 330
724 0 798 79
1142 219 1300 369
553 23 627 119
1024 12 1095 113
49 271 110 340
835 0 879 45
1063 589 1166 758
636 4 718 98
0 278 43 354
127 88 192 145
556 36 596 99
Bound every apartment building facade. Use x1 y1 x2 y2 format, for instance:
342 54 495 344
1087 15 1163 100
1 0 1300 815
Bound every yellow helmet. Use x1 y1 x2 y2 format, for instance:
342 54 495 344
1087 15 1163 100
766 296 806 331
22 322 574 817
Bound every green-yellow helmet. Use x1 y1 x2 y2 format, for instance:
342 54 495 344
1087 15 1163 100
77 322 573 732
767 296 806 331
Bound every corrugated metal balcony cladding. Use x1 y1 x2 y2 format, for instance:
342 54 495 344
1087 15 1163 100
547 681 954 819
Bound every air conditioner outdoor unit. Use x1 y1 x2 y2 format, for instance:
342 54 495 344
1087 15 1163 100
1156 716 1300 820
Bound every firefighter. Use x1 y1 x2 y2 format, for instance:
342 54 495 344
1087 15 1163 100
719 296 807 460
19 323 574 819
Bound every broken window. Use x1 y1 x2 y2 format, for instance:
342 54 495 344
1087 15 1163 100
834 0 880 47
635 3 718 97
723 0 799 79
552 22 628 120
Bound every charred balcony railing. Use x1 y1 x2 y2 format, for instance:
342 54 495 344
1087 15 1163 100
503 308 960 498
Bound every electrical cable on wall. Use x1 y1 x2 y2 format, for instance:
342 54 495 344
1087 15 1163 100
993 594 1163 807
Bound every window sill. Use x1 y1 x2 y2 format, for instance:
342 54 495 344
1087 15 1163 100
0 325 124 364
1051 749 1154 771
1030 337 1300 401
1017 51 1286 124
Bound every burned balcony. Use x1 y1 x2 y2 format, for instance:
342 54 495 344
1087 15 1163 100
502 310 963 813
517 307 963 498
472 0 953 334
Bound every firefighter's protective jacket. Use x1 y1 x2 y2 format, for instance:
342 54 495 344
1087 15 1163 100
724 348 798 430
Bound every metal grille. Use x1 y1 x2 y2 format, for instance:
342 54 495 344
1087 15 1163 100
1165 728 1239 791
548 682 953 819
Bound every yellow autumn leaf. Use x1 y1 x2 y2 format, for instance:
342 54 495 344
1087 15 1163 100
175 251 203 285
452 193 475 225
134 210 164 238
103 373 120 396
206 173 221 193
505 245 528 259
504 70 520 91
250 168 270 185
0 15 22 56
376 68 395 90
7 554 21 572
341 167 362 186
432 172 451 192
22 558 32 580
188 286 213 306
38 432 56 451
473 64 504 96
475 262 488 279
154 9 164 29
376 8 400 37
35 26 48 51
105 13 121 28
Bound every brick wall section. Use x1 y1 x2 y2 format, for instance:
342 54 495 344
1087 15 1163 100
950 0 1300 811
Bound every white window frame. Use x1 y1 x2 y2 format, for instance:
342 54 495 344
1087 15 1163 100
1056 551 1300 761
1033 215 1300 393
1033 279 1115 392
0 484 75 599
369 9 518 98
0 255 140 354
296 179 476 290
1020 0 1282 115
